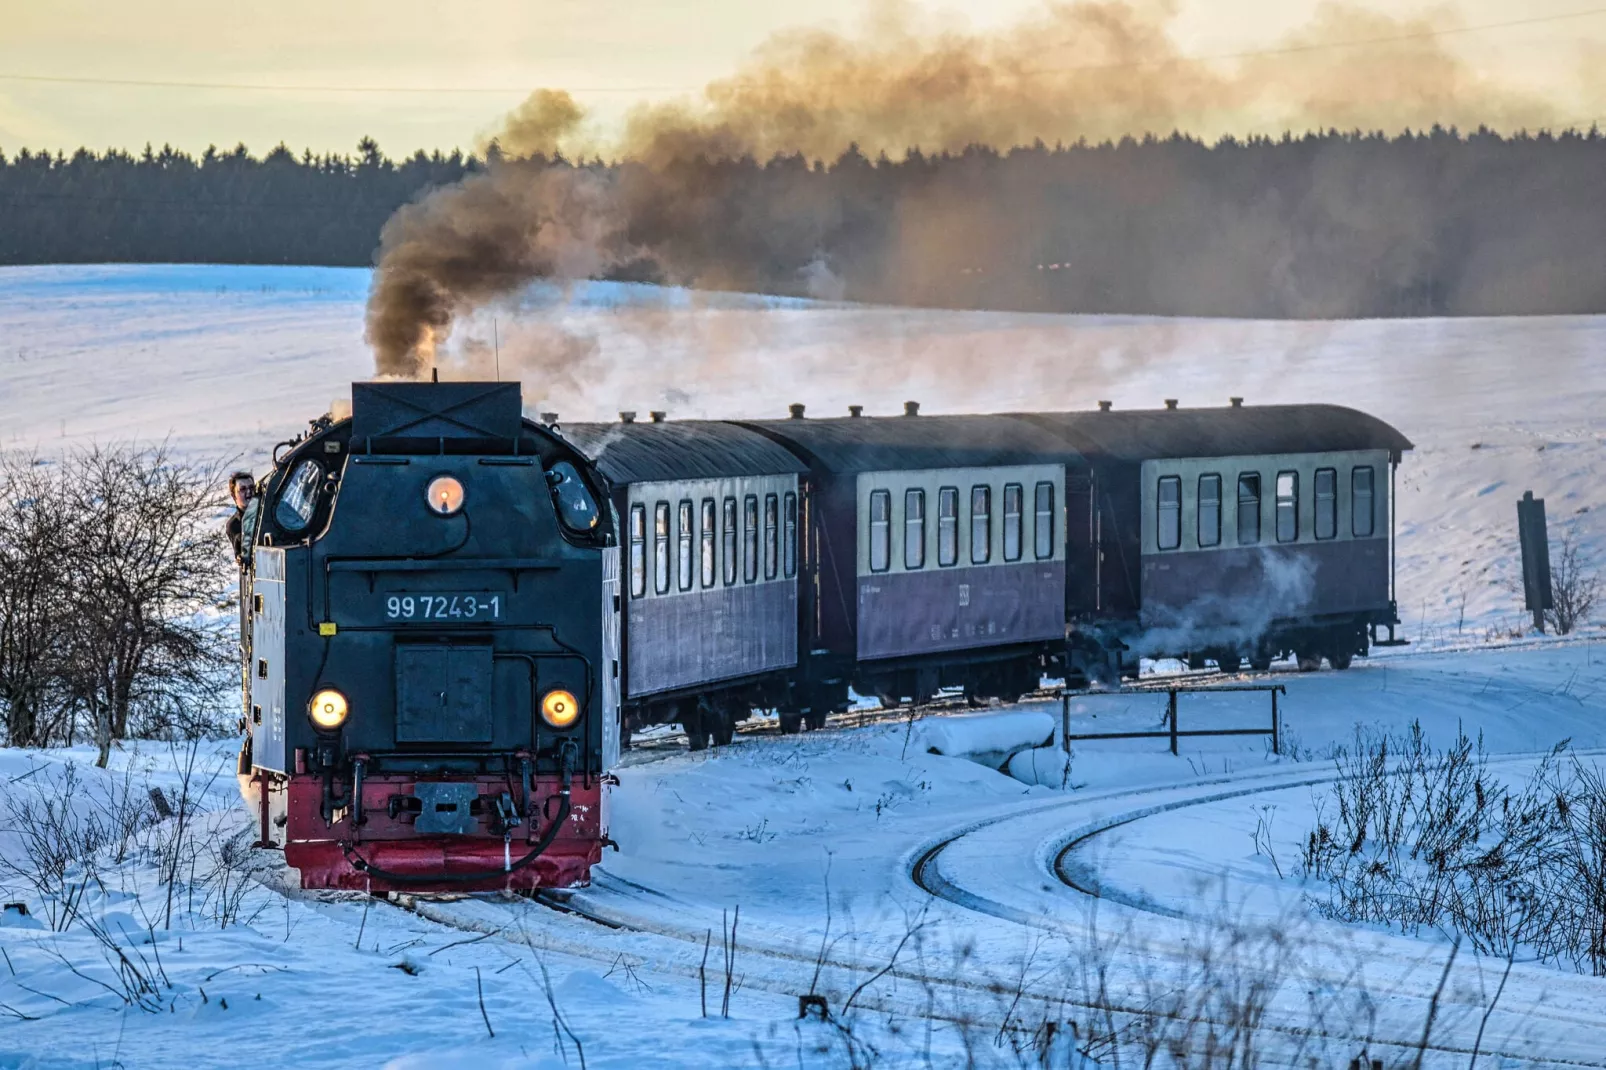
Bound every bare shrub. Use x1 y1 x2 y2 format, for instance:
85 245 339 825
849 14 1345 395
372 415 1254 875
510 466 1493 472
1545 527 1600 636
1301 724 1606 973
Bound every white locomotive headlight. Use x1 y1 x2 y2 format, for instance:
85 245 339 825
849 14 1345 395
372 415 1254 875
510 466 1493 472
426 475 465 516
308 688 350 731
541 689 580 729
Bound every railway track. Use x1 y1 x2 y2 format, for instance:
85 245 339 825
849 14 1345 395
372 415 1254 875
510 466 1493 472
907 751 1606 1068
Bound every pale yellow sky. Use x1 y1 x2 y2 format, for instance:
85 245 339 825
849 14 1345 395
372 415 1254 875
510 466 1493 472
0 0 1598 154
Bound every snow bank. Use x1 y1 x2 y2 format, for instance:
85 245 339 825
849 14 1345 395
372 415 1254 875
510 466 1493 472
1006 744 1074 789
913 709 1055 768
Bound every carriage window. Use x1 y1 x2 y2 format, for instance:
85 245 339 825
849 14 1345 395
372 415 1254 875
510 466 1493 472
1002 484 1023 561
676 501 693 591
904 489 926 569
629 503 646 598
744 495 759 582
869 490 891 573
1314 468 1337 540
548 461 600 534
783 492 798 578
971 486 992 564
938 487 959 567
1352 466 1376 537
1276 471 1299 543
1156 476 1181 551
722 497 738 585
653 502 670 594
1034 482 1054 560
1237 473 1261 545
275 460 321 533
1198 474 1222 548
700 499 716 587
764 494 779 579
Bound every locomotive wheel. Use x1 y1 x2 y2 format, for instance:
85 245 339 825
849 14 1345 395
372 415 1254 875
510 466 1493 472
778 713 803 734
1330 650 1354 670
1295 651 1324 672
711 715 735 747
1216 653 1242 673
804 709 827 731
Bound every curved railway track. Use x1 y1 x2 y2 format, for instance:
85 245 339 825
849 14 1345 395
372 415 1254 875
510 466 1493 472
908 751 1606 1067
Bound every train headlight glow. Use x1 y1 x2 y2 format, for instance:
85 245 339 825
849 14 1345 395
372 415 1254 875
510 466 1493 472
540 689 580 729
308 688 349 730
426 476 465 516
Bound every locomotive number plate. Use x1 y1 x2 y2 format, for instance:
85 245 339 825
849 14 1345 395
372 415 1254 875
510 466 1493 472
384 593 503 622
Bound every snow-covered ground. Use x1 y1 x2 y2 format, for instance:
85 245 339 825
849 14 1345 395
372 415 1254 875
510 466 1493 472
2 264 1606 1067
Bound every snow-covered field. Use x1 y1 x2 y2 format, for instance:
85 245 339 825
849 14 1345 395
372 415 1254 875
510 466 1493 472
2 262 1601 641
2 264 1605 1067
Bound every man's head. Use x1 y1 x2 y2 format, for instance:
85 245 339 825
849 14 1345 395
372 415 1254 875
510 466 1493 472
229 472 255 510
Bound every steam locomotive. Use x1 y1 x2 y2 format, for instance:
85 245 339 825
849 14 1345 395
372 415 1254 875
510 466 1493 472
237 382 1410 891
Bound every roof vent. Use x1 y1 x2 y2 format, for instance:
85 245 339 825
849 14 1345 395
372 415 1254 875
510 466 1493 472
650 411 667 424
619 411 636 424
788 403 806 420
904 401 920 417
1164 399 1178 410
848 405 863 418
539 411 559 425
1230 396 1244 408
1098 400 1113 412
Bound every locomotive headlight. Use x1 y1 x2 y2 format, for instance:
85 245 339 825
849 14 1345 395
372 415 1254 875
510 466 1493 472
540 689 580 729
308 688 350 731
426 475 465 516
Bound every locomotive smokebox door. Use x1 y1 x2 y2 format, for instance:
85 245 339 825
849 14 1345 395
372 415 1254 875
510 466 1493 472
395 643 494 744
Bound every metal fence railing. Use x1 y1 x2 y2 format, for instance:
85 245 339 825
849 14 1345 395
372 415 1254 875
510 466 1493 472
1060 683 1287 757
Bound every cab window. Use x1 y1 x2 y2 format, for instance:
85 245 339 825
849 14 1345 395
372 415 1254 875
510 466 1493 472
275 460 321 533
547 461 599 535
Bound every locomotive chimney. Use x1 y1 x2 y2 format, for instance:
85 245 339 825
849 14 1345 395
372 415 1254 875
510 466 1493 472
650 410 667 423
849 405 863 418
1164 399 1178 410
903 401 920 417
788 403 805 419
1230 396 1244 408
619 411 636 424
539 411 559 425
1098 400 1113 412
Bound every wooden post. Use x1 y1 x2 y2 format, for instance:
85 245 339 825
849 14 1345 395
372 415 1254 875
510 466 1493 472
1271 688 1281 756
1167 689 1179 755
1061 690 1070 757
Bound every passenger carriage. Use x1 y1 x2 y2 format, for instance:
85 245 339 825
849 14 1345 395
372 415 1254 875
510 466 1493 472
561 416 808 747
747 404 1077 707
1021 400 1413 678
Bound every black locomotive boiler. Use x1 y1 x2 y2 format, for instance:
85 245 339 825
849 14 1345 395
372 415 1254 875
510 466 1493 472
237 382 617 892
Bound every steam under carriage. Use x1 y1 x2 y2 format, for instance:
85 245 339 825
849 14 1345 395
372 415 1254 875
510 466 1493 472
236 384 1410 893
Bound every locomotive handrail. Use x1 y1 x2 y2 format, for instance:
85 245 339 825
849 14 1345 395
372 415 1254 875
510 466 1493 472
325 557 561 572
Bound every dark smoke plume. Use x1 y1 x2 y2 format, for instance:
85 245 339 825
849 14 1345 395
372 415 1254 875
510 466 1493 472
366 0 1584 378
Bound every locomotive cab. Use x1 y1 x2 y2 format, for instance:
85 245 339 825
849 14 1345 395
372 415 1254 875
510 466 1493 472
239 381 619 892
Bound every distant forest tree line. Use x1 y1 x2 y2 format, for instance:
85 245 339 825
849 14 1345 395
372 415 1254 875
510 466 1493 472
2 127 1603 318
